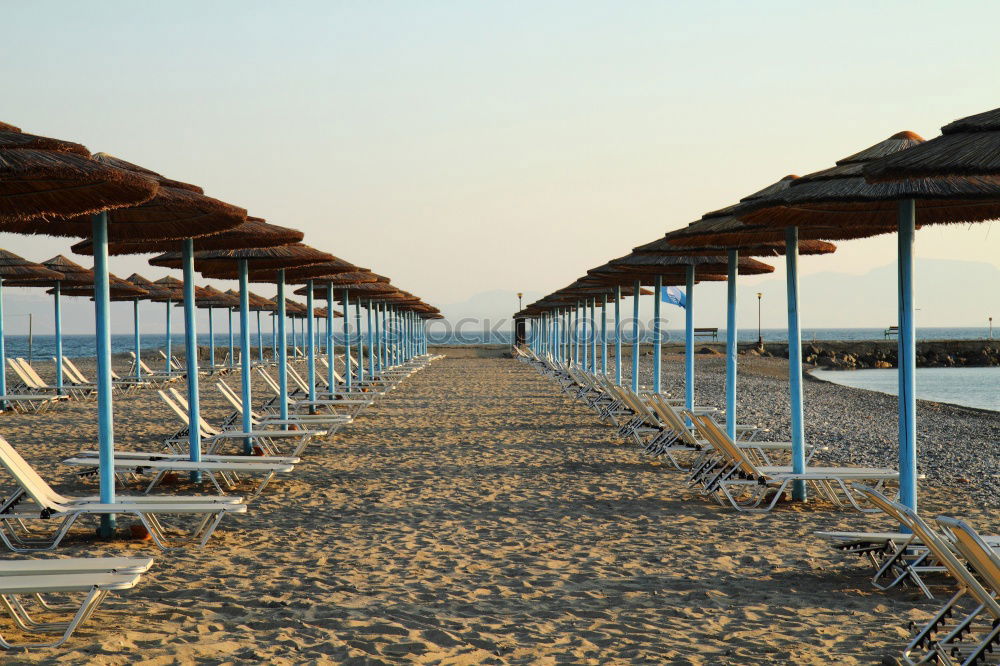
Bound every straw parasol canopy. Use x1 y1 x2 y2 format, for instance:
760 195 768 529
0 249 66 283
661 176 871 247
633 204 839 256
737 131 1000 236
197 285 240 309
0 123 91 155
69 217 304 256
0 149 159 225
147 276 184 302
295 280 398 298
865 108 1000 180
54 272 149 300
150 243 334 274
242 258 365 282
6 254 91 287
247 266 376 285
3 152 245 241
233 290 277 312
313 307 344 319
587 253 774 284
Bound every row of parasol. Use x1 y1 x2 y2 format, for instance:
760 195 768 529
514 107 1000 512
0 120 442 535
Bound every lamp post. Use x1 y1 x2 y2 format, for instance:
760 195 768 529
989 316 993 340
517 292 523 310
756 292 763 348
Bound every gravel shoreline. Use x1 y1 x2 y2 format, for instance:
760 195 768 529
617 351 1000 507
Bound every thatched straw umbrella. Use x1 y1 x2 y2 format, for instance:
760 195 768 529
0 125 158 224
0 250 64 406
6 255 94 394
632 200 838 441
152 243 334 437
865 108 1000 179
731 130 1000 511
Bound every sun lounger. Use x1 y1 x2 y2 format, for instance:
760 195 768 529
0 569 145 649
827 486 1000 600
687 413 900 512
215 382 347 435
161 389 328 458
0 437 246 551
62 452 295 498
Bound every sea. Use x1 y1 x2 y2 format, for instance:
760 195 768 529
4 327 995 413
812 367 1000 413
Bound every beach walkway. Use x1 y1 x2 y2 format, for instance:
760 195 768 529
16 352 966 664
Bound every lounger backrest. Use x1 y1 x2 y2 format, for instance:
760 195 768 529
852 484 986 598
623 388 660 426
64 358 92 383
159 390 192 428
216 382 243 411
16 359 50 388
0 436 62 509
690 413 757 476
935 516 1000 617
56 357 86 384
7 358 40 389
285 366 310 393
166 388 218 436
256 368 281 394
651 397 699 446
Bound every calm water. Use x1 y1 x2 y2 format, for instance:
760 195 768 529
1 327 995 361
812 367 1000 413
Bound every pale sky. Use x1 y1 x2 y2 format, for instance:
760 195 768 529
2 1 998 330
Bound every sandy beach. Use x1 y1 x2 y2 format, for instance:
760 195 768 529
0 349 996 664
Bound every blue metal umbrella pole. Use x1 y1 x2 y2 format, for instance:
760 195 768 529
55 283 65 394
227 308 234 369
276 271 289 423
374 302 383 375
785 226 807 501
725 250 739 441
326 283 336 393
92 212 116 536
355 299 364 383
590 298 597 372
897 199 918 512
306 279 316 405
238 260 253 454
256 311 263 363
614 286 622 385
685 266 696 416
131 295 140 382
0 278 7 410
181 239 202 481
601 295 607 375
367 301 374 377
653 275 662 394
207 306 215 370
270 313 276 359
164 299 172 373
342 289 352 390
290 314 296 359
631 280 641 393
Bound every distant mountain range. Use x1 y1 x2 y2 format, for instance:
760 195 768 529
435 258 999 330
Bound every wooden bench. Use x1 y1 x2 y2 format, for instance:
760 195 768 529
694 327 719 341
884 326 898 339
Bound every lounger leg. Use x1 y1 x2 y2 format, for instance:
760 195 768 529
0 588 107 650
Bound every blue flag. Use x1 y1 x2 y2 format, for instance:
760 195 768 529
662 286 686 309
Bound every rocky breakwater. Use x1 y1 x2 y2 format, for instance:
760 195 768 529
747 340 1000 370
